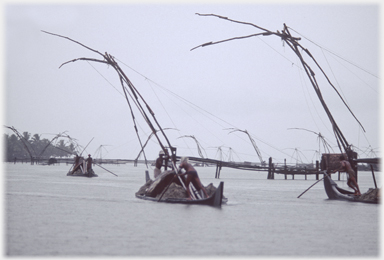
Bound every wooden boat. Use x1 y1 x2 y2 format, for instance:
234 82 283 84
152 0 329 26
67 154 98 177
67 168 98 177
136 170 226 207
323 174 378 204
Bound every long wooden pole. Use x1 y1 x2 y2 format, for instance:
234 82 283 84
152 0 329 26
192 14 365 156
94 163 118 177
370 164 377 189
79 137 94 156
297 172 328 198
43 31 190 195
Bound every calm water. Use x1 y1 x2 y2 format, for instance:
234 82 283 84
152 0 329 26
5 162 381 257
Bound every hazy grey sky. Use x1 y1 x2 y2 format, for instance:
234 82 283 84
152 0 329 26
3 1 381 164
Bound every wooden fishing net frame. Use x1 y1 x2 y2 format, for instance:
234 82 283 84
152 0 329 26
191 13 365 156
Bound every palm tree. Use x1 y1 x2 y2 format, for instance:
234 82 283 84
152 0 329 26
31 134 42 156
22 132 31 143
31 134 40 144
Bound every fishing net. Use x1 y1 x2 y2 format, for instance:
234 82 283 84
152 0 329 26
358 188 380 203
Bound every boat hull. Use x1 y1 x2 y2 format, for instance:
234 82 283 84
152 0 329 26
136 181 224 207
136 170 225 207
67 169 98 177
323 174 378 204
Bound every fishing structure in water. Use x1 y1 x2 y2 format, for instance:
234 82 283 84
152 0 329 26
42 30 178 167
226 128 265 166
178 135 207 159
4 125 80 165
191 13 364 158
43 30 225 206
191 13 380 201
288 128 333 156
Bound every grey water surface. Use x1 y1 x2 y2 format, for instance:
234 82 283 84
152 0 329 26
5 162 380 257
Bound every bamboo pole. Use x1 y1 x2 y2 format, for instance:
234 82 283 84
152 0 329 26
370 164 377 189
191 14 365 157
43 31 190 197
297 172 328 198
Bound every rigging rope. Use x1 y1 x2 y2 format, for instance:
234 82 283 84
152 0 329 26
86 60 150 138
86 61 124 97
115 57 310 161
295 56 336 141
287 26 379 79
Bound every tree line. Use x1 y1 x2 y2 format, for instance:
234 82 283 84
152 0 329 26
4 131 77 162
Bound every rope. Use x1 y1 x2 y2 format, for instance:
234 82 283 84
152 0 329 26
287 27 378 79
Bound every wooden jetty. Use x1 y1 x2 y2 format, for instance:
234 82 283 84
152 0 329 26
175 154 379 180
175 156 322 180
12 154 378 181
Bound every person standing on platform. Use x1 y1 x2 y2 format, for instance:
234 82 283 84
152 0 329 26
154 150 165 178
86 154 93 171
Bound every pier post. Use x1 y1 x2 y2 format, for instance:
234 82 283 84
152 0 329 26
267 157 274 179
370 164 378 189
215 164 218 178
316 160 319 171
215 162 222 179
316 160 319 180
